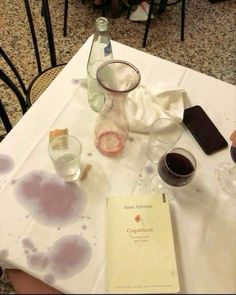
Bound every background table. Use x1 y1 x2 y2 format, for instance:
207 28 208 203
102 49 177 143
0 36 235 294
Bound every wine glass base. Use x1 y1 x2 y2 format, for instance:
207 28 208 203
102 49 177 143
150 174 175 202
215 162 236 198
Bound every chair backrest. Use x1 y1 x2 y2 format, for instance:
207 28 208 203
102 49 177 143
23 0 57 74
0 0 62 137
0 48 29 139
0 47 29 110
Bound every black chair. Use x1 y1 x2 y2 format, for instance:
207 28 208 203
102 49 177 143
143 0 186 47
0 47 29 140
23 0 66 103
0 0 65 137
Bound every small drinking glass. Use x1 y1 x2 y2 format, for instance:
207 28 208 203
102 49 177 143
151 147 197 201
48 135 82 182
146 118 182 164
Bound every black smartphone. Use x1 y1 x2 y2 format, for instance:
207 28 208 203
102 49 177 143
183 105 228 155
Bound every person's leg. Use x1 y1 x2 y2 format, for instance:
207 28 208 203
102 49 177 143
6 269 61 294
94 0 102 6
129 1 154 21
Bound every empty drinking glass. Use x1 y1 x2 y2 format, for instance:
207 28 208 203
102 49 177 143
146 118 182 164
48 135 82 182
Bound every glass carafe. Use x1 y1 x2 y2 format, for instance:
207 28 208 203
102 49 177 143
95 60 141 157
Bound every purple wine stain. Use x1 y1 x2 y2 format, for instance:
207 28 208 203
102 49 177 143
49 235 92 278
43 274 55 284
27 252 49 271
22 235 92 279
14 171 86 227
0 249 9 258
144 165 155 175
71 78 80 85
0 154 14 174
22 238 37 252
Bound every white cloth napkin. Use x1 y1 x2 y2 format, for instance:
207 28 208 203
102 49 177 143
125 84 185 133
80 79 185 133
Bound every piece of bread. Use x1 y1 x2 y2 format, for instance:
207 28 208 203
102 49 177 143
49 128 68 143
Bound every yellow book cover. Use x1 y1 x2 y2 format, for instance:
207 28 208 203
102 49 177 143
106 194 179 294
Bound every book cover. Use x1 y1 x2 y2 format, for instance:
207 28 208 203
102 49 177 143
106 194 179 293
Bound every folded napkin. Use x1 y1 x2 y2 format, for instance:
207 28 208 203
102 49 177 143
80 79 185 133
125 84 185 133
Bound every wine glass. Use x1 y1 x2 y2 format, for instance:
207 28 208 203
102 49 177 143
215 131 236 198
146 118 182 164
151 147 197 201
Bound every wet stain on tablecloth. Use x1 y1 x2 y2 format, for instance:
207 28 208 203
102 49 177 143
13 170 86 227
0 155 14 174
22 235 92 281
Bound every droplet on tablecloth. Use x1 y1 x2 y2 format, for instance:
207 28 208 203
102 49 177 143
0 154 14 174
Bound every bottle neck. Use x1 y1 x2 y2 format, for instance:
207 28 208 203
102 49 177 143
87 17 113 77
95 17 109 32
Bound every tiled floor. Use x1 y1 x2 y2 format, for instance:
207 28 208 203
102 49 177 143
0 0 236 133
0 0 235 293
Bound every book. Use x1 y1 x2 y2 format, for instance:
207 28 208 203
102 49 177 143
106 193 179 294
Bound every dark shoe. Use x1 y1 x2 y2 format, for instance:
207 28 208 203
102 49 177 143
93 2 102 9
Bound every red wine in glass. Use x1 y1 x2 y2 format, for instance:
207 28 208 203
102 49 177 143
157 148 196 187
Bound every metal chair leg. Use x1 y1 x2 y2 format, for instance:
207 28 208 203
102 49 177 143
24 0 42 73
142 0 154 47
157 0 167 15
101 0 106 16
63 0 69 37
41 2 44 16
180 0 185 41
42 0 57 67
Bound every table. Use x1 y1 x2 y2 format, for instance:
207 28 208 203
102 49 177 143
0 35 235 294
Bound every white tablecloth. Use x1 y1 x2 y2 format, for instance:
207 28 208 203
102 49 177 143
0 36 235 294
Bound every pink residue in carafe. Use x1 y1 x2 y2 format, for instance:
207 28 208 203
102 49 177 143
96 131 125 157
